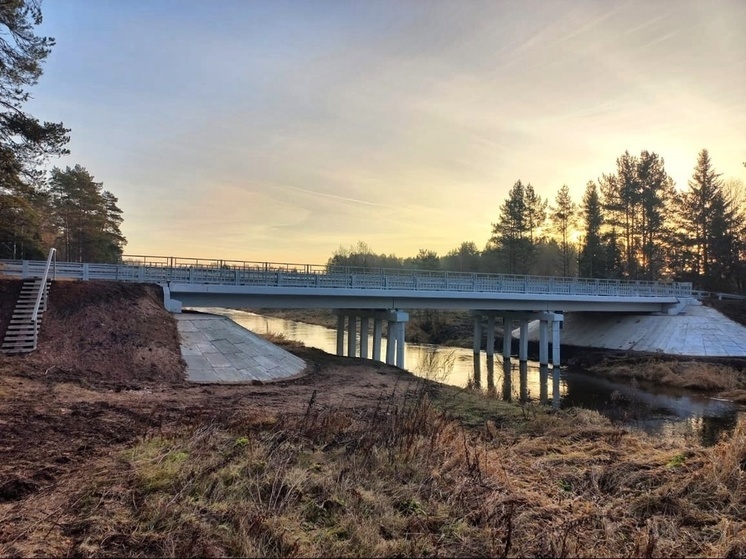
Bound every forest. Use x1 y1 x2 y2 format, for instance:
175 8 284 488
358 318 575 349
330 149 746 294
0 1 126 263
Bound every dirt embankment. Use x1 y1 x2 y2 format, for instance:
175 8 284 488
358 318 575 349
0 279 434 556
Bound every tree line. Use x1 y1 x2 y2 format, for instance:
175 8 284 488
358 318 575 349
330 149 746 293
0 1 125 263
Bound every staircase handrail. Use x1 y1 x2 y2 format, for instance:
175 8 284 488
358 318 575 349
31 248 56 349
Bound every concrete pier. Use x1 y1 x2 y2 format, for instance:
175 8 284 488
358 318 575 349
471 310 563 368
334 309 409 368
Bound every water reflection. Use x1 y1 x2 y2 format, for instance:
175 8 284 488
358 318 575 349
202 308 745 446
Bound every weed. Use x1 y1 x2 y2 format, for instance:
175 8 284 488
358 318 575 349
666 453 687 468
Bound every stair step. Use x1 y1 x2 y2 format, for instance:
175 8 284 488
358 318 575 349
3 337 37 344
4 330 38 338
1 347 35 354
2 279 51 354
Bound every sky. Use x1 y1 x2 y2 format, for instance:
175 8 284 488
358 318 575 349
27 0 746 264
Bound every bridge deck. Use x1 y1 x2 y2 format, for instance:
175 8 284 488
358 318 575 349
1 256 693 313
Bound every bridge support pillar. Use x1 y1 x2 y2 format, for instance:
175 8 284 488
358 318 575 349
551 319 561 368
502 317 512 360
385 312 409 369
471 310 561 366
360 317 369 359
485 316 495 357
473 316 482 355
336 315 345 356
519 320 528 362
334 309 407 367
395 321 405 368
347 316 357 357
372 319 383 361
539 320 549 366
386 323 396 365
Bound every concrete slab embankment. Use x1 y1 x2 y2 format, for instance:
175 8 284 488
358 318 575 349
175 313 306 383
518 303 746 357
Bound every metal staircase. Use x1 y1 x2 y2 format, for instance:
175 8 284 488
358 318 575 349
1 248 56 354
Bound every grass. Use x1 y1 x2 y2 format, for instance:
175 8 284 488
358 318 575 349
597 359 746 392
67 381 746 558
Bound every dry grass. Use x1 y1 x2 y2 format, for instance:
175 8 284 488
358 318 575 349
598 360 745 392
258 331 306 350
65 384 746 558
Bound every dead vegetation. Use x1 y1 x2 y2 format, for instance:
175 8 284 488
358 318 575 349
594 359 746 393
54 387 746 558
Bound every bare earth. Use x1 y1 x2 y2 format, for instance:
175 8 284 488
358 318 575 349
0 280 424 556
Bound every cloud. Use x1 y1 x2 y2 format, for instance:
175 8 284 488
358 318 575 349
30 0 746 263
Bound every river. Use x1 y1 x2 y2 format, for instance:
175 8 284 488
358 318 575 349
201 308 745 446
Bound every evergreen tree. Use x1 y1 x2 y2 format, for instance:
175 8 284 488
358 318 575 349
550 184 576 276
600 151 638 277
579 181 605 278
443 241 481 272
48 165 126 263
599 150 674 279
524 182 548 245
489 180 534 274
0 0 69 258
405 249 440 270
636 150 675 279
677 149 723 279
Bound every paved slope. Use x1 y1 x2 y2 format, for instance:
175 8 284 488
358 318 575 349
519 302 746 357
176 313 306 383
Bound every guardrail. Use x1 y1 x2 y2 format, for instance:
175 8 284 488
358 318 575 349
30 248 56 350
0 255 694 298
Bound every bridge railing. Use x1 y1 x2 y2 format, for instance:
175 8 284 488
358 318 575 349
0 256 694 298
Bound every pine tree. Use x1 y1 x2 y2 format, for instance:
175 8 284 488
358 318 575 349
678 149 723 279
524 183 548 245
550 184 576 276
489 180 534 274
636 151 675 279
0 0 69 258
579 181 604 278
48 165 126 263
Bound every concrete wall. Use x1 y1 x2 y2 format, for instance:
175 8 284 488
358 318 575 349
517 302 746 357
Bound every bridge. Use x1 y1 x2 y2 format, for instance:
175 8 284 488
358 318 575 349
1 253 695 368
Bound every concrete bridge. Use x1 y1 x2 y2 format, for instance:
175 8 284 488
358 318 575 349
1 254 695 369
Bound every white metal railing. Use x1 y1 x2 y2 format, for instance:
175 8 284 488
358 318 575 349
0 254 694 299
30 248 56 350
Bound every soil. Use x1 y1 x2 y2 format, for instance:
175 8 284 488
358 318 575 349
0 279 427 556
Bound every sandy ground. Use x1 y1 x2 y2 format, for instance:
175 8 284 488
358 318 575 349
0 280 423 556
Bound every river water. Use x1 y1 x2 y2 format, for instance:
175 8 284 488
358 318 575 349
202 308 745 446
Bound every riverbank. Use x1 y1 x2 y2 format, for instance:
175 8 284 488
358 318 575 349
248 306 746 398
1 280 745 556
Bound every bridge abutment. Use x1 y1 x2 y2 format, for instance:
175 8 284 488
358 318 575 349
333 309 409 368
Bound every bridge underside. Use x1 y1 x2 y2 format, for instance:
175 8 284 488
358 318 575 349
163 285 686 370
164 284 681 313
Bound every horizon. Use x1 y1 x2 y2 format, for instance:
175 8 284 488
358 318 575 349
27 0 746 263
